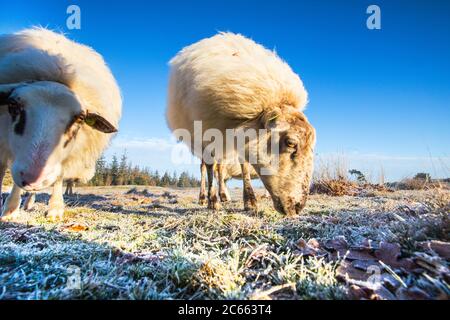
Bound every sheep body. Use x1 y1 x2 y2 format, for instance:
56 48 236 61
220 163 258 181
167 33 315 215
0 28 122 182
167 32 308 153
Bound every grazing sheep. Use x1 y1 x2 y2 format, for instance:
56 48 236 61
167 32 316 215
0 28 122 220
199 162 259 204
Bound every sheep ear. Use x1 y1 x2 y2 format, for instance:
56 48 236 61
260 109 289 132
84 112 118 133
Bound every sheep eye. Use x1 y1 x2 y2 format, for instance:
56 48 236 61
285 138 297 149
7 100 22 118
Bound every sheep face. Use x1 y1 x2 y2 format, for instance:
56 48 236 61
255 108 316 216
0 81 117 191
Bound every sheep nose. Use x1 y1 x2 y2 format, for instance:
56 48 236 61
295 198 307 215
19 171 45 188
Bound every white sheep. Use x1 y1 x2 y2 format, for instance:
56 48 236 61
167 32 316 215
199 162 259 204
0 28 122 220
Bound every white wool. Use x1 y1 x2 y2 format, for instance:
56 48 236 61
167 32 308 138
0 28 122 182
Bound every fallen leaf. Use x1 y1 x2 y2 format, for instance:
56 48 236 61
345 248 377 261
328 245 376 261
418 241 450 260
379 273 402 292
295 238 326 257
352 259 381 272
336 261 372 282
348 285 372 300
324 236 348 251
375 242 415 271
355 238 380 251
62 224 88 232
307 238 320 249
413 252 449 276
396 287 431 300
371 286 397 300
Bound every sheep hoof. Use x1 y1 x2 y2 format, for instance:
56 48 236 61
23 196 36 211
244 205 257 213
244 199 258 213
219 192 231 202
208 199 221 211
24 203 35 211
0 209 22 222
47 206 65 221
198 196 207 206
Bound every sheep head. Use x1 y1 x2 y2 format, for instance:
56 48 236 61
0 81 118 191
251 106 316 216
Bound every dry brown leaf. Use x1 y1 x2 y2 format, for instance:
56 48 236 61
348 285 372 300
295 238 326 257
371 286 397 300
356 238 380 251
396 287 431 300
324 236 348 251
375 242 415 271
352 259 381 272
62 224 89 232
307 238 320 249
418 241 450 260
413 252 449 276
336 261 371 282
326 238 376 261
345 248 377 261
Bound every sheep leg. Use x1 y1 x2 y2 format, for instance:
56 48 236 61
199 160 207 205
217 163 231 202
65 180 74 196
47 176 65 221
206 163 220 210
241 162 257 212
1 183 22 221
23 193 36 211
261 189 271 199
0 164 5 216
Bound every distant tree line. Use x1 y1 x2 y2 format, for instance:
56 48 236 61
89 152 200 188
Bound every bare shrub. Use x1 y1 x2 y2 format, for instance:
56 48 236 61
311 156 356 196
311 155 391 196
395 174 449 191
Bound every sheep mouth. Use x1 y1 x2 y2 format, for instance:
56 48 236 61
272 196 306 216
19 178 54 192
271 196 288 215
21 184 48 192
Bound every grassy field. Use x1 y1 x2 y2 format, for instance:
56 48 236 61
0 185 449 300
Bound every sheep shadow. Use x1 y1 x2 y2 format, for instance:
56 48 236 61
3 187 257 218
66 189 188 217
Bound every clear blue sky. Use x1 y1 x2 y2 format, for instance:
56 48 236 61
1 0 449 181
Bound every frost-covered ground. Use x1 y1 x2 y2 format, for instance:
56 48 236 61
0 186 448 300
